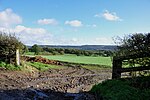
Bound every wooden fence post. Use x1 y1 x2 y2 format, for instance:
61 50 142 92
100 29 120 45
112 57 122 79
16 49 20 66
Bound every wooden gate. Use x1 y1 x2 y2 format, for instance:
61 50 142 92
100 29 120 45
112 52 150 79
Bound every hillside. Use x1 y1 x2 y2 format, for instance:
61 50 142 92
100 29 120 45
28 45 117 51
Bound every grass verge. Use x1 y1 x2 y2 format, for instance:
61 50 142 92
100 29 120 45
0 61 21 70
90 76 150 100
27 62 65 71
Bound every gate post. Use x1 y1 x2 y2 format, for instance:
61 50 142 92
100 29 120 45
112 57 122 79
16 49 20 66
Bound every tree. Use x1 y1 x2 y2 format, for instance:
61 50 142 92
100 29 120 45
31 44 42 55
115 33 150 56
115 33 150 66
0 32 24 64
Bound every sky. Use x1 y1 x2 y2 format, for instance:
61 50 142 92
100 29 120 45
0 0 150 46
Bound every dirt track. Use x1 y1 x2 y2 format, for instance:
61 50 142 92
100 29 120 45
0 57 111 100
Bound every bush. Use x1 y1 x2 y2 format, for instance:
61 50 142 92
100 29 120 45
0 32 24 64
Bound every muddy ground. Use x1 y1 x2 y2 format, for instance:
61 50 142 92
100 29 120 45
0 57 111 100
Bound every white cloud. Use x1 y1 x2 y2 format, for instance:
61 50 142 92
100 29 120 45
14 25 46 35
0 25 53 45
15 25 53 45
95 10 122 21
37 18 58 25
0 25 115 45
0 8 22 27
0 25 114 45
65 20 82 27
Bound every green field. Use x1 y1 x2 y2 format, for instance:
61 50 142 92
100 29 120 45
42 54 112 67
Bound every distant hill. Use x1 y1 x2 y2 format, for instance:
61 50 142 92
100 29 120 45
28 45 117 51
79 45 117 51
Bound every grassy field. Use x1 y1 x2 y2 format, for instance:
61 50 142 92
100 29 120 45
42 54 112 67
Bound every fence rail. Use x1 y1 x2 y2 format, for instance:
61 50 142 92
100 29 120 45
112 53 150 79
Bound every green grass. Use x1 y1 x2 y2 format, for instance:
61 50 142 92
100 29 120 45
0 61 21 70
27 62 65 71
42 54 112 67
91 77 150 100
0 61 65 71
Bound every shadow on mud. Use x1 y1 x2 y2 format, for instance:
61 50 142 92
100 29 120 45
0 88 95 100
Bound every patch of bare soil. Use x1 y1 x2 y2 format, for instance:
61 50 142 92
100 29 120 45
0 56 111 100
22 56 65 66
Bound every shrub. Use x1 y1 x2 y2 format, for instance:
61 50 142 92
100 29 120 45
0 32 24 64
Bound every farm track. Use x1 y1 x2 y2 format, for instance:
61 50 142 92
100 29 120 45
0 67 111 100
0 56 112 100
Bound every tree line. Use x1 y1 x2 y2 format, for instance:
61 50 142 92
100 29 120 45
29 44 114 57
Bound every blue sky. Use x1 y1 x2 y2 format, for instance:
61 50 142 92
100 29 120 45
0 0 150 45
